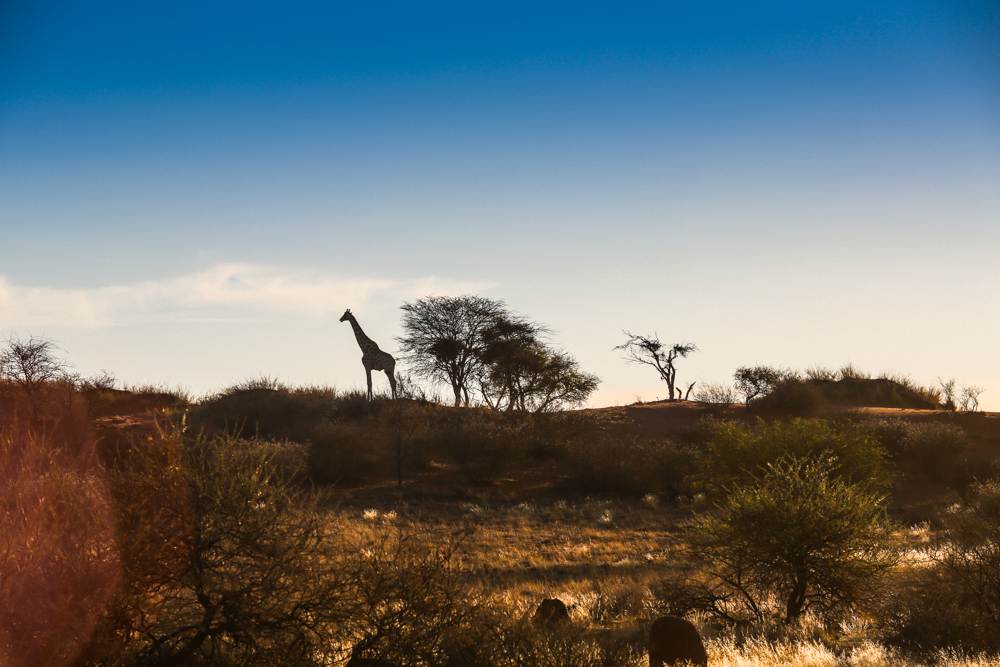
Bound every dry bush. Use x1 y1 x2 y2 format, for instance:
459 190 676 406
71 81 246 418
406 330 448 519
879 481 1000 656
585 579 651 623
693 383 737 409
79 376 190 418
111 433 346 667
567 433 694 497
0 422 119 667
338 523 479 667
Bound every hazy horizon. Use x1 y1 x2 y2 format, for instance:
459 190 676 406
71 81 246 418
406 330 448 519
2 1 998 408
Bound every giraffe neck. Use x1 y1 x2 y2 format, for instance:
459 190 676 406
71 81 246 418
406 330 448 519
348 316 374 349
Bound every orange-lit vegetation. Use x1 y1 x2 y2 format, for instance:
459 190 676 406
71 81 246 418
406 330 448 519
2 338 999 665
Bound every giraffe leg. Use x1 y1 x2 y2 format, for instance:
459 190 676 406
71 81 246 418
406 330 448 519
385 358 397 399
366 367 373 401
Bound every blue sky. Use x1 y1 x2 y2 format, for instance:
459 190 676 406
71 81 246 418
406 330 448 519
1 1 998 407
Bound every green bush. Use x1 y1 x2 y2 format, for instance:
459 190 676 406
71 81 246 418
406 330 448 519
697 418 891 494
667 457 900 623
862 418 912 456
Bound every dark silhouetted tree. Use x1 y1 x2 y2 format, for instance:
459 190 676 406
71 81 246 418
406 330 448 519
397 296 507 406
614 332 697 401
477 315 598 413
733 365 786 408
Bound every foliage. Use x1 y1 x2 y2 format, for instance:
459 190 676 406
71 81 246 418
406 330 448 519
733 366 787 407
667 457 900 623
881 481 1000 654
439 411 528 484
567 433 694 496
614 332 697 401
340 524 477 667
477 314 599 413
697 418 891 495
0 423 119 667
397 295 507 407
119 434 347 666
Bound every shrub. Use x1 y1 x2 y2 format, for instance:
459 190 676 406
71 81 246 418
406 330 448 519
568 433 694 497
190 384 338 440
0 424 119 667
693 382 737 409
307 421 384 484
863 418 912 456
441 414 527 484
899 422 967 480
881 481 1000 654
118 433 347 666
697 418 891 495
664 457 900 623
753 378 823 415
340 524 478 667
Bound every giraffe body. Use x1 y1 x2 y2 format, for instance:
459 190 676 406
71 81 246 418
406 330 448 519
340 309 397 400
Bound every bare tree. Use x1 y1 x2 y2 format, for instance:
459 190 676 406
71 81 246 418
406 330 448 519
397 296 507 407
939 377 958 411
0 334 72 424
959 385 984 413
614 332 697 401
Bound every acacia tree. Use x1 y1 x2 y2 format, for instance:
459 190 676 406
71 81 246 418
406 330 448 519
396 296 507 406
614 332 697 401
476 315 598 413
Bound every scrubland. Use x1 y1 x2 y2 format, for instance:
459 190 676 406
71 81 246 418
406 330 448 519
2 371 1000 667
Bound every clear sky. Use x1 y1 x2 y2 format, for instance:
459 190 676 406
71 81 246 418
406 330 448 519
1 1 998 408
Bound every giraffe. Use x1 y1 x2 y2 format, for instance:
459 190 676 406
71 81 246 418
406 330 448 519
339 309 397 400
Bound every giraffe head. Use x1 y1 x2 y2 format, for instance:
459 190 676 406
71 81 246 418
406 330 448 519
339 309 353 323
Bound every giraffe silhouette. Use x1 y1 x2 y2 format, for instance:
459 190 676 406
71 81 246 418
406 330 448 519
340 309 397 400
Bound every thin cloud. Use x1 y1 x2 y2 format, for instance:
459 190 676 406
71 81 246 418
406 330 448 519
0 264 493 329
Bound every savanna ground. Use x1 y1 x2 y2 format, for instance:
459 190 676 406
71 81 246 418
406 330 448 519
4 371 1000 667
